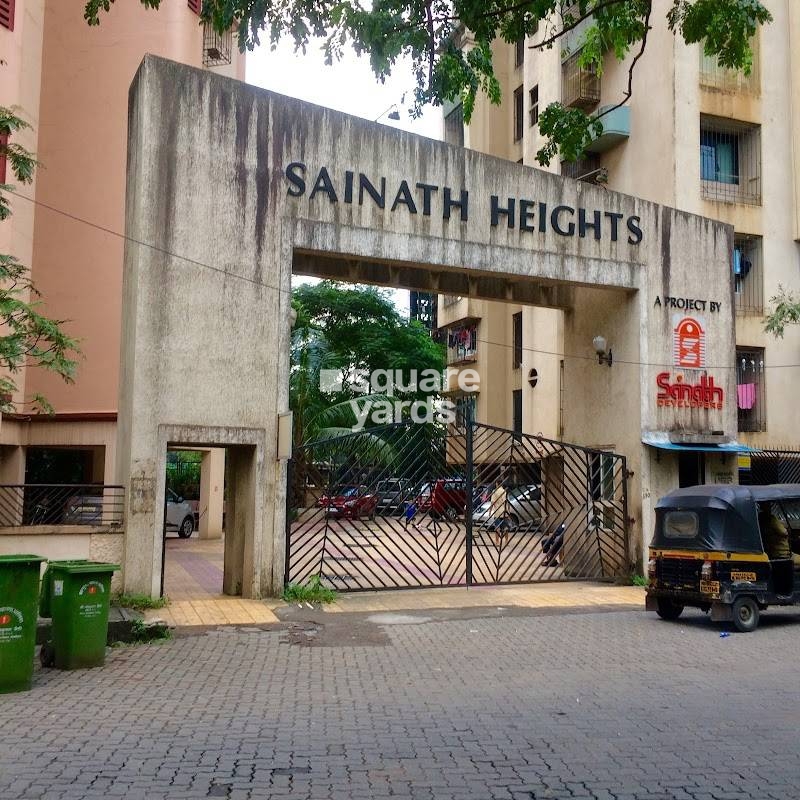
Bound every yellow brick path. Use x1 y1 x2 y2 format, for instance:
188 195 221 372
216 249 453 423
142 534 643 628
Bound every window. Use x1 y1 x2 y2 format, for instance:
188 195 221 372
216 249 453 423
736 346 766 433
512 312 523 368
561 50 600 110
444 105 464 147
590 453 616 502
561 154 603 183
513 86 524 142
454 395 476 431
733 234 763 315
664 511 699 539
515 38 525 68
512 390 523 434
700 36 759 94
529 85 539 127
0 0 14 31
700 116 761 205
188 0 201 14
443 294 463 308
0 132 7 184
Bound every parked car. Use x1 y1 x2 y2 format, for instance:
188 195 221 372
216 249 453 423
375 478 413 515
474 484 542 530
414 479 468 520
165 488 196 538
317 485 378 519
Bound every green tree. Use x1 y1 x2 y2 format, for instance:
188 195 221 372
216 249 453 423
0 108 80 413
290 281 445 444
764 287 800 340
86 0 770 164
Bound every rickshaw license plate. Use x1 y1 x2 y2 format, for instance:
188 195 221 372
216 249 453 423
700 580 720 595
731 571 757 582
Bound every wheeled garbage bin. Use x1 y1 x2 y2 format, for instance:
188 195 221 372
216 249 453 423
0 555 45 693
39 560 119 669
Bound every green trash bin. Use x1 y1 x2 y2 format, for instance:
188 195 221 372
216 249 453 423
0 554 45 693
40 560 119 670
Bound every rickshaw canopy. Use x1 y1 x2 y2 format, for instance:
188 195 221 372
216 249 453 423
651 484 800 554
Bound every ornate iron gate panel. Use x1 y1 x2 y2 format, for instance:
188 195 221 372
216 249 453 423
286 422 629 591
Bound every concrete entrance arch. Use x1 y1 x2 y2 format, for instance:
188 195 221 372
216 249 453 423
118 56 735 598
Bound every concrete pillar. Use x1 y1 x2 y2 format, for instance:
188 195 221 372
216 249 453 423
223 446 256 596
198 448 224 539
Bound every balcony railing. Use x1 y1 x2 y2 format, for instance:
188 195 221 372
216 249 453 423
561 154 605 183
562 51 600 110
0 484 125 528
203 22 232 67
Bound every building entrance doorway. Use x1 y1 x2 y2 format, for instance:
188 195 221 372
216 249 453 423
678 451 706 488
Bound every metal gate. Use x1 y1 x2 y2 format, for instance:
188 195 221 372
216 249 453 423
286 422 630 591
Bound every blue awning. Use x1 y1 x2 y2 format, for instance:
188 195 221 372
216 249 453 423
642 433 752 453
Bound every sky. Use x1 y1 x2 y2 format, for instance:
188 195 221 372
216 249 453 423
246 38 444 317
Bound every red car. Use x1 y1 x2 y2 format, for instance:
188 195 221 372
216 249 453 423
414 479 467 519
317 485 378 519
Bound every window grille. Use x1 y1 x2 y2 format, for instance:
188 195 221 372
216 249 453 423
444 105 464 147
443 294 463 308
700 37 759 94
0 0 14 30
561 51 600 110
733 234 763 315
512 312 523 368
515 38 525 68
700 116 761 205
512 390 523 434
203 21 232 67
529 85 539 127
561 153 604 183
736 347 766 433
454 395 476 431
513 86 524 142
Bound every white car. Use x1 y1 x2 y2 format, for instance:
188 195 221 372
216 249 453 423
165 489 195 538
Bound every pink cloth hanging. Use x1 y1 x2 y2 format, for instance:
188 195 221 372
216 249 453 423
737 383 756 410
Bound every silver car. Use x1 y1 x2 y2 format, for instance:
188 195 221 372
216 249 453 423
165 488 195 538
474 484 542 530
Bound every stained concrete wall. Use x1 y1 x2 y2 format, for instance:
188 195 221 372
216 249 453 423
119 56 735 596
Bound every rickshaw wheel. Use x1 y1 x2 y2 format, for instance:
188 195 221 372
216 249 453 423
656 598 684 621
732 596 759 633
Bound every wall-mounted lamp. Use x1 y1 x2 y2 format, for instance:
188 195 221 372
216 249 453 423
592 335 613 367
374 103 401 122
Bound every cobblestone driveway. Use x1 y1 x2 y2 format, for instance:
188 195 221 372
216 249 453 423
3 606 800 799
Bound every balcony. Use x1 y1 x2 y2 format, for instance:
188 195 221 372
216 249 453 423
585 106 630 154
203 22 233 68
562 51 600 110
445 320 479 365
561 154 605 184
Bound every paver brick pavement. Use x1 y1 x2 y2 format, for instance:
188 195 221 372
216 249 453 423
1 606 800 799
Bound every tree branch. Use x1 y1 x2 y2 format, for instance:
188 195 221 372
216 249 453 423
592 1 652 125
531 0 631 52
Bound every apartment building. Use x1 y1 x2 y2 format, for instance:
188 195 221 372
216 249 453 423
0 0 243 527
439 0 800 485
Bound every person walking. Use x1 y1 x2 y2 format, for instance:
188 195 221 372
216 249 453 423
489 479 509 548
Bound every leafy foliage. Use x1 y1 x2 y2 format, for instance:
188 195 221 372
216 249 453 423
764 286 800 340
86 0 770 164
282 574 337 604
112 592 170 611
0 108 80 414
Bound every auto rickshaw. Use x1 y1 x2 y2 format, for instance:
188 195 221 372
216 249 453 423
645 484 800 632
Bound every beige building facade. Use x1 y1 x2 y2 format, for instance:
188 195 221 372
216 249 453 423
440 1 800 487
0 0 244 569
